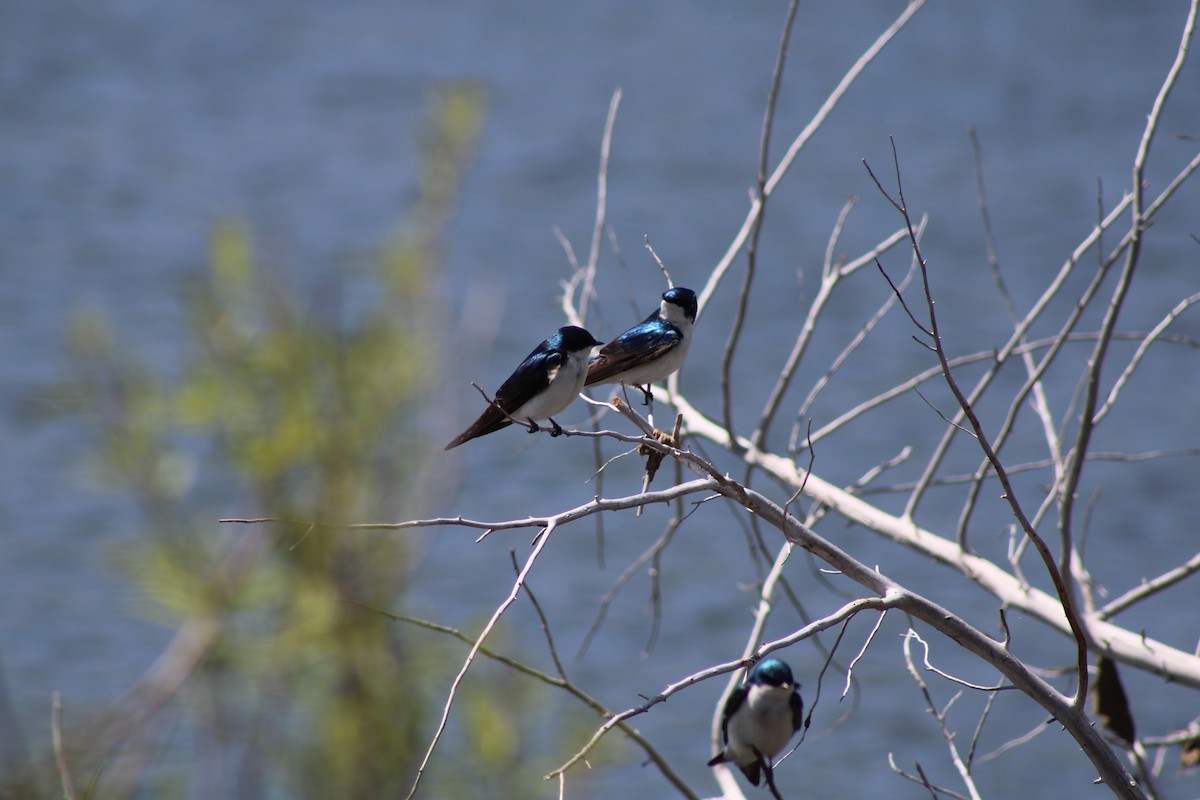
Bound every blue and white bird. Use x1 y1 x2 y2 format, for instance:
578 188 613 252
584 286 697 404
708 658 804 789
445 325 603 450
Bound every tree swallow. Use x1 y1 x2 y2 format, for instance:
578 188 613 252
708 658 804 790
445 325 603 450
584 287 697 404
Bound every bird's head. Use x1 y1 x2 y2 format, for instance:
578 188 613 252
747 658 796 691
660 287 698 324
553 326 604 354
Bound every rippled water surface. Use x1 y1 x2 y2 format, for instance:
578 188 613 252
3 1 1199 796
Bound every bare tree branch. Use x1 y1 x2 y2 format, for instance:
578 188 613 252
902 631 984 800
556 596 894 779
51 692 76 800
561 87 623 328
719 0 801 443
865 142 1091 708
403 520 558 800
1097 550 1200 621
1057 0 1199 672
374 608 700 800
670 393 1200 691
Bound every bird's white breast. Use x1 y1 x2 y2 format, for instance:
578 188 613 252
726 684 795 766
615 319 693 387
510 349 591 423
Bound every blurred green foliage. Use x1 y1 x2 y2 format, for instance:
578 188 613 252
6 87 609 799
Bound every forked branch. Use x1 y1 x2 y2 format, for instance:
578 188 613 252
863 141 1091 708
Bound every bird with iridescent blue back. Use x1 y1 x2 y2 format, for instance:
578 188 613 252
708 658 804 789
445 325 603 450
584 287 697 404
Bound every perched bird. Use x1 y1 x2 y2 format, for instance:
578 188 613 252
584 286 697 404
444 325 603 450
708 658 804 789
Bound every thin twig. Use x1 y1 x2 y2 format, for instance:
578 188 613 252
560 88 623 327
376 609 700 800
1093 292 1200 425
856 448 1199 495
644 457 687 655
842 610 888 699
905 629 1014 694
1058 2 1199 709
697 0 927 313
920 175 1143 542
671 390 1200 694
865 141 1091 710
903 631 983 800
887 754 970 800
788 225 919 452
564 597 893 780
642 237 675 290
576 521 680 659
1097 550 1200 621
584 88 622 320
959 127 1061 551
720 0 800 444
977 718 1052 764
52 691 76 800
233 477 718 534
965 689 1001 770
514 552 568 679
404 520 558 799
803 329 1195 450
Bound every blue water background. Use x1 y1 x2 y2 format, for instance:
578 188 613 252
3 0 1199 796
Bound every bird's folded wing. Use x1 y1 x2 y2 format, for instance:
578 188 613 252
494 348 559 414
790 691 804 732
719 685 748 744
585 324 678 384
